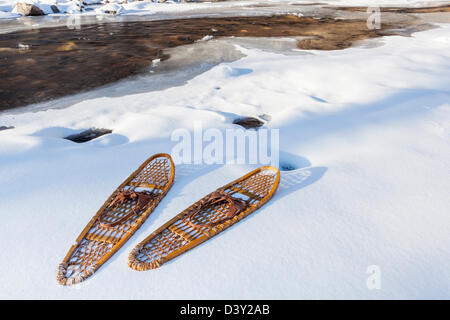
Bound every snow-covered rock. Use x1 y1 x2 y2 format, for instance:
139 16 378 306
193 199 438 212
57 1 84 14
95 2 123 14
12 0 83 15
102 0 130 4
82 0 102 4
15 2 44 15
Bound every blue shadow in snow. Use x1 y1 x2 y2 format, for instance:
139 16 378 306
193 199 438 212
282 88 450 146
228 67 253 77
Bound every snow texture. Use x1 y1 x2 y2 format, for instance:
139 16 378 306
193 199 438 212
0 12 449 299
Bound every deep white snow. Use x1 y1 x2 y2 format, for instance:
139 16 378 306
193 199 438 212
0 9 449 299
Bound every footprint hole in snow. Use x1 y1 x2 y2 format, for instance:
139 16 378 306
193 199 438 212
280 163 297 171
64 128 113 143
278 151 311 171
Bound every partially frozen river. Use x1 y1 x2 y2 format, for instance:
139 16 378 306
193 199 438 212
0 3 448 112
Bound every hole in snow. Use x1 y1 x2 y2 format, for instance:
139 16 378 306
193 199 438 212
0 125 14 132
233 117 264 129
280 163 297 171
64 128 113 143
279 151 311 171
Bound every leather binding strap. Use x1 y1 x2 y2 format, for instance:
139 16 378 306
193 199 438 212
99 190 155 228
187 190 248 229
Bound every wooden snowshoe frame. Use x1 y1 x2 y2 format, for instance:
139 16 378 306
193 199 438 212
128 166 280 271
57 153 175 285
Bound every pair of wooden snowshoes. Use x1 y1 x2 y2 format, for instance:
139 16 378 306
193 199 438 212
57 153 280 285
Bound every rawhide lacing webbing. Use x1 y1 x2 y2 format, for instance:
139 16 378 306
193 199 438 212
98 190 155 228
187 190 249 229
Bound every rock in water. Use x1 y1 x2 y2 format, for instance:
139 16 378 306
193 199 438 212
233 117 264 129
16 3 45 16
50 5 60 13
64 128 112 143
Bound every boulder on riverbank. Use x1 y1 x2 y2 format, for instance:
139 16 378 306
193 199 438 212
15 3 45 16
50 5 60 13
14 2 64 16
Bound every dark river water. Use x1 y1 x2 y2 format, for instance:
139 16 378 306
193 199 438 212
0 13 420 111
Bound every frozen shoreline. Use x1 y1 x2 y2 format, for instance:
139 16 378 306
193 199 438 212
5 12 434 112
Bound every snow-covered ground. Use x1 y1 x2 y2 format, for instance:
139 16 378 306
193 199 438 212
1 16 450 298
0 0 448 21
